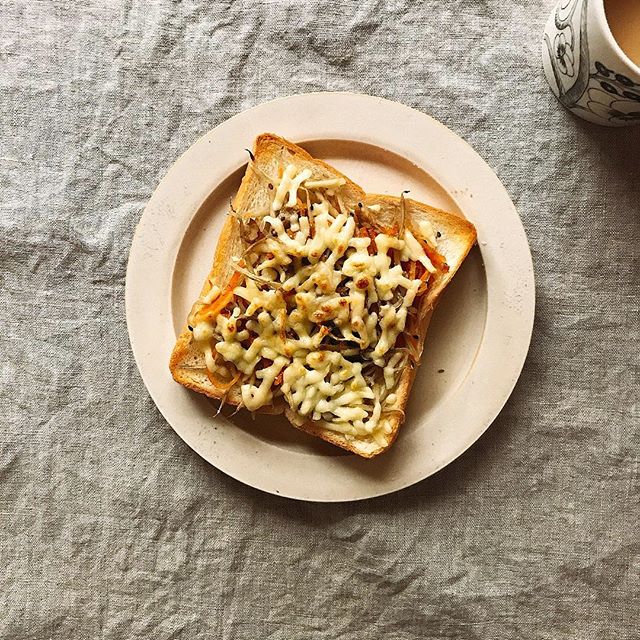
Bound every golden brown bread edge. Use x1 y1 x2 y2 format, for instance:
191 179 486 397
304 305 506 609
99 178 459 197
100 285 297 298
170 133 477 458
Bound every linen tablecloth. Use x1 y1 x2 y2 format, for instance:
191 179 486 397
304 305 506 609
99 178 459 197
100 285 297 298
2 1 639 637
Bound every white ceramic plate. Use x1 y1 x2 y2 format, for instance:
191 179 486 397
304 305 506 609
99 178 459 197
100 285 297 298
126 93 535 502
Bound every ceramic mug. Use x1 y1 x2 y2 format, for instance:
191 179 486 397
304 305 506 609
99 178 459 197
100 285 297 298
542 0 640 126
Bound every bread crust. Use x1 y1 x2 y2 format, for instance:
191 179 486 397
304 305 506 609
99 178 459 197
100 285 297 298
170 134 476 457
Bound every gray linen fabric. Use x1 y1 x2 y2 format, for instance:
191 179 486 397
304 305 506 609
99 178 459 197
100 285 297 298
1 0 639 638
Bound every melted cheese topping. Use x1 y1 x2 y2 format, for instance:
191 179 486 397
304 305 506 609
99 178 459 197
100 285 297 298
303 177 346 189
282 352 378 434
191 163 444 440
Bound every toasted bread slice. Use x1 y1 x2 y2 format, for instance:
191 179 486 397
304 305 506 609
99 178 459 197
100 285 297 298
170 134 476 457
284 195 477 457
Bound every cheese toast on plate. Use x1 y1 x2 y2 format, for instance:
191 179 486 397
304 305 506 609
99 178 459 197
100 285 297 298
170 134 476 457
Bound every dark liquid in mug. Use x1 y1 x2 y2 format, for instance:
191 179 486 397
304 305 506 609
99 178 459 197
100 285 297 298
605 0 640 66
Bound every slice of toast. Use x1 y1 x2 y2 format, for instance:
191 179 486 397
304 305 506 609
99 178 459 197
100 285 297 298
170 134 476 457
283 195 477 457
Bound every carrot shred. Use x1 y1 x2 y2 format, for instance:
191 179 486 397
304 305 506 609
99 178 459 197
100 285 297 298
402 260 417 280
419 240 449 272
400 259 430 295
366 228 378 253
356 227 377 254
197 270 243 323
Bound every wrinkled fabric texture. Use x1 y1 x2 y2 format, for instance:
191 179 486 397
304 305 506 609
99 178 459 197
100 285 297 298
1 0 639 638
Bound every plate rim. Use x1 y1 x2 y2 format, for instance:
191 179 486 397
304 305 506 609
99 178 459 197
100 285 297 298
126 91 535 502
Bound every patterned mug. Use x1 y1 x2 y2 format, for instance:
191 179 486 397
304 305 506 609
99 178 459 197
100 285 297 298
542 0 640 126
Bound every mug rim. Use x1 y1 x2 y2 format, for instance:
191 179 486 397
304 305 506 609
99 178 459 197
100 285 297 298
594 0 640 77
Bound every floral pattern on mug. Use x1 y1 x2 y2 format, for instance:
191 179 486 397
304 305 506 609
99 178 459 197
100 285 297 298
554 32 575 76
543 0 640 125
585 65 640 123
